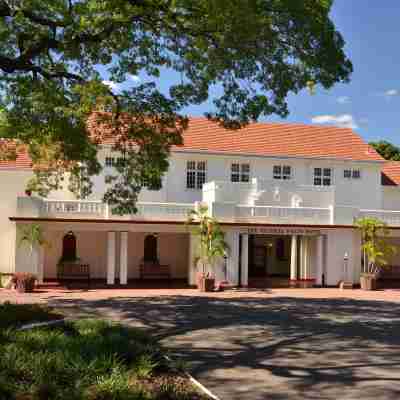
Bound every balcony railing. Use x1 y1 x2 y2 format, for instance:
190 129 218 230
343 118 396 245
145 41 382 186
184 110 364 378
42 200 105 216
236 205 332 225
40 199 193 221
134 202 193 221
359 209 400 226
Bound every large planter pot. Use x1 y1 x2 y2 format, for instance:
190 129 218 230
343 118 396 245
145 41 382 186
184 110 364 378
11 273 37 293
360 274 377 291
197 272 215 292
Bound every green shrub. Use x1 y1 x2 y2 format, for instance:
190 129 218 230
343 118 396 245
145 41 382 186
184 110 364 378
0 319 201 400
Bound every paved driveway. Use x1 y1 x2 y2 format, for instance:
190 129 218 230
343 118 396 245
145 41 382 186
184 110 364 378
2 288 400 399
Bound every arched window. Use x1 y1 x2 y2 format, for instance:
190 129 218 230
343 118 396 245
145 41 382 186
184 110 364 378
144 234 158 263
62 231 77 261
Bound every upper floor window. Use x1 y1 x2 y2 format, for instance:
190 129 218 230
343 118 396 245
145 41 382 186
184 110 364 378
105 157 115 167
105 156 125 167
186 161 206 189
273 165 292 180
231 163 250 182
344 169 361 179
314 167 332 186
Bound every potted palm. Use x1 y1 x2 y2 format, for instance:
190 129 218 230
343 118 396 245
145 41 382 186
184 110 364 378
355 217 396 290
17 223 49 290
187 204 229 292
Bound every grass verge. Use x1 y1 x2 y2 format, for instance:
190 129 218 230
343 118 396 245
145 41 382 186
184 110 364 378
0 318 207 400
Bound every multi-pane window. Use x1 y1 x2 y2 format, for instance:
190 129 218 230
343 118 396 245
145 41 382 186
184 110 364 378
344 169 361 179
314 167 332 186
105 157 115 167
186 161 207 189
105 156 125 167
273 165 292 180
231 163 250 182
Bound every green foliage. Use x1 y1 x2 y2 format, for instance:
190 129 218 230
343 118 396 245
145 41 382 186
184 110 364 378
369 140 400 161
18 223 49 256
187 204 228 275
0 0 352 214
355 217 397 274
0 318 202 400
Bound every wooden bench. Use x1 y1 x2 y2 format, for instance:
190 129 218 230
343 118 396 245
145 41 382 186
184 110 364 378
139 262 171 279
57 262 90 285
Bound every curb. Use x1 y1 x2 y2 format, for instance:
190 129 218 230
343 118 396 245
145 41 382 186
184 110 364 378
18 318 67 331
163 355 221 400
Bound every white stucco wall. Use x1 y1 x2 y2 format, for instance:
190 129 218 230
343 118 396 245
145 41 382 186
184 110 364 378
325 229 361 286
0 171 33 273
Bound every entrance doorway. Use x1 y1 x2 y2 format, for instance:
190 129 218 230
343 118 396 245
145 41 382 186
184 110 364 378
248 235 291 287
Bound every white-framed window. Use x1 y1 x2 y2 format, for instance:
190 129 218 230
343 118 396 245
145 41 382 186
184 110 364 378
344 169 361 179
105 157 115 167
186 161 207 189
314 167 332 186
105 156 125 168
273 165 292 180
231 163 250 182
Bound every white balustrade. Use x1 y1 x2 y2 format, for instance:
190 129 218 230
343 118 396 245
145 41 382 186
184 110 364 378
134 202 193 220
41 199 194 221
236 205 332 225
42 200 105 216
359 209 400 226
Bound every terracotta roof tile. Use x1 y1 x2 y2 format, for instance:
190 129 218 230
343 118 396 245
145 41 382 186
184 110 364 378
0 145 32 170
172 117 383 162
0 117 383 170
382 161 400 186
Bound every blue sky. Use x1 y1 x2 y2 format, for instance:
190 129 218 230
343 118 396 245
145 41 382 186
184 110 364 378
103 1 400 145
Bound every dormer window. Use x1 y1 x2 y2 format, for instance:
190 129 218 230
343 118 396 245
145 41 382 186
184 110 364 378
344 169 361 179
231 163 250 182
273 165 291 180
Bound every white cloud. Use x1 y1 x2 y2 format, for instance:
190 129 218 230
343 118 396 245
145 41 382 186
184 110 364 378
384 89 399 97
102 80 120 91
127 74 141 83
336 96 350 104
311 114 359 129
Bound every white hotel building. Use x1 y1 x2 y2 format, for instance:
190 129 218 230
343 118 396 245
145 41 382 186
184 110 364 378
2 117 400 288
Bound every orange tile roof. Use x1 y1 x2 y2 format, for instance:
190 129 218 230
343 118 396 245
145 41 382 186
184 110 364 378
0 145 32 170
0 117 383 170
382 161 400 186
172 118 383 162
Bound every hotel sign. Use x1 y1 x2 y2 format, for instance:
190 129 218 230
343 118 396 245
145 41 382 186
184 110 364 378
238 227 321 236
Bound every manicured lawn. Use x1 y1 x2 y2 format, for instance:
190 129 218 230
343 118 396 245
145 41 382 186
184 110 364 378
0 302 63 329
0 318 206 400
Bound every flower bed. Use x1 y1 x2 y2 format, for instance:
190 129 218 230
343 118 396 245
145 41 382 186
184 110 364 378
0 318 207 400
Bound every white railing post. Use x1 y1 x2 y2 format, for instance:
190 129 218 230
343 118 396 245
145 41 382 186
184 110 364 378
329 205 334 225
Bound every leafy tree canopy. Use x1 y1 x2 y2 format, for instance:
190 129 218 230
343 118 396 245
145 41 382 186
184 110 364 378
0 0 352 214
369 140 400 161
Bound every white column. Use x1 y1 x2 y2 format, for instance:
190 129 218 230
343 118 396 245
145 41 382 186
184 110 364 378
299 236 308 280
241 234 249 287
188 234 198 286
226 231 240 286
119 232 128 285
290 235 298 280
315 235 324 286
107 231 116 285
